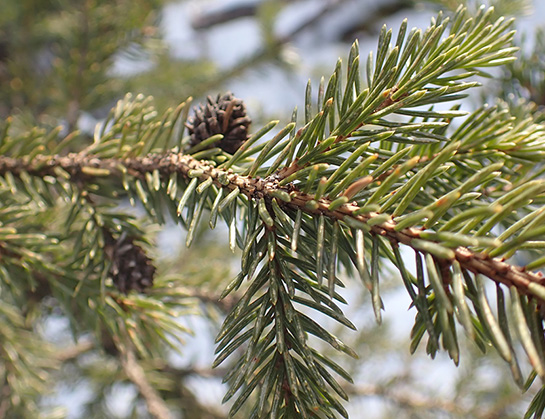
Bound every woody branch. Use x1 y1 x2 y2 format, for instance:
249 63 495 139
0 151 543 301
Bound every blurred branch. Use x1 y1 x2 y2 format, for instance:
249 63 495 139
347 383 463 414
156 364 228 419
340 0 413 41
120 346 172 419
190 0 323 30
476 391 533 419
275 0 349 41
192 4 257 30
56 340 95 362
162 365 228 379
192 0 348 95
348 382 530 418
168 285 238 313
177 385 227 419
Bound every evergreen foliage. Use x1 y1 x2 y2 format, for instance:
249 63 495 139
2 1 545 418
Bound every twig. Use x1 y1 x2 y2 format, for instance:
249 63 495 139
162 365 228 379
348 381 533 418
346 383 463 414
119 345 172 419
56 340 95 362
158 285 237 312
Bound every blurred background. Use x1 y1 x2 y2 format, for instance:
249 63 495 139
1 0 545 417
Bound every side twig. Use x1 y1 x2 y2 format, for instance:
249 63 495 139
119 345 172 419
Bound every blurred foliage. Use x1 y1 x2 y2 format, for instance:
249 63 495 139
500 27 545 109
0 0 166 128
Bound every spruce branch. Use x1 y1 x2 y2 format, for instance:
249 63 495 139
3 3 545 417
1 151 542 302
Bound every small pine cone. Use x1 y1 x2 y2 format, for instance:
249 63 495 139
186 92 251 154
105 233 156 294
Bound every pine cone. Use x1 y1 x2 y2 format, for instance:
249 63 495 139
186 92 251 154
105 233 156 294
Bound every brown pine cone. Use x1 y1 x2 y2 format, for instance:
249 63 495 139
104 233 155 294
186 92 251 154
